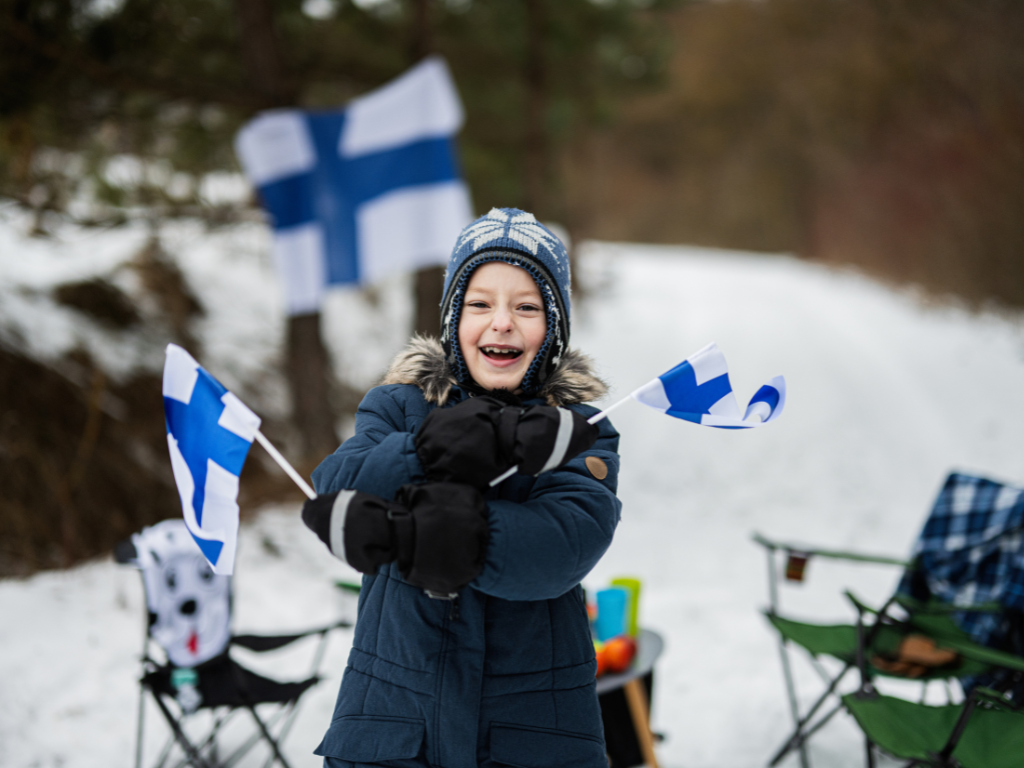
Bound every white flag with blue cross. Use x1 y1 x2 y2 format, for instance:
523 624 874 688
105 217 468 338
234 56 474 315
630 342 786 429
163 344 261 574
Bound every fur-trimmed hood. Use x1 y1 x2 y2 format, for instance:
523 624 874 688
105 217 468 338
381 335 608 407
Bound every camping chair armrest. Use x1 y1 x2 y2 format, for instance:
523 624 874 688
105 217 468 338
893 594 1002 615
849 591 1002 619
974 686 1022 711
231 620 351 653
752 533 909 567
843 590 881 616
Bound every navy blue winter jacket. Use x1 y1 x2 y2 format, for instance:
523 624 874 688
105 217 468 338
310 338 621 768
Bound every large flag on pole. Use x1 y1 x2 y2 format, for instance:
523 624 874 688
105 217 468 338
630 342 786 429
163 344 261 573
234 56 473 315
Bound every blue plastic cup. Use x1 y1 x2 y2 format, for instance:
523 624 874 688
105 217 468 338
595 587 629 642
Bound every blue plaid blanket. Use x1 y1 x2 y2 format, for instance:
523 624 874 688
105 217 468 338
899 472 1024 649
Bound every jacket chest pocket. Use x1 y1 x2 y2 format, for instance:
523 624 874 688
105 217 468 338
490 723 606 768
314 715 425 763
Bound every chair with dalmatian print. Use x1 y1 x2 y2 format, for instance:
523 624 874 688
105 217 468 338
116 519 348 768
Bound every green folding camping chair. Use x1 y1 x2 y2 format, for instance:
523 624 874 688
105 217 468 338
755 533 1024 768
843 682 1024 767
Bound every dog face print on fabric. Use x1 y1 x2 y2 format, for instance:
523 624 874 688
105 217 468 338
133 520 232 667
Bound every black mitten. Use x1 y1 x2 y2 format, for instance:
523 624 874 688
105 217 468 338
506 405 600 477
395 482 489 595
414 396 508 485
301 490 414 575
415 396 600 487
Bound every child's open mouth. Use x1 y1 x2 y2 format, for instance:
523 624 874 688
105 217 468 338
480 345 523 363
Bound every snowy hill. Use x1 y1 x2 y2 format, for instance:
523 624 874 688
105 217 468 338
3 215 1024 767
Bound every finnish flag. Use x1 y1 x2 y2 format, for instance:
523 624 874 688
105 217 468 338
631 342 786 429
163 344 261 573
235 56 474 315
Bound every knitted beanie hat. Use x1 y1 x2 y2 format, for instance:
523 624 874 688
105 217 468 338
439 208 572 396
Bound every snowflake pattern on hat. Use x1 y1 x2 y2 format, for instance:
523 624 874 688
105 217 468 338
452 209 569 280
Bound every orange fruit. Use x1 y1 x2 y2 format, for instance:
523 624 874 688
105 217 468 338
603 635 637 674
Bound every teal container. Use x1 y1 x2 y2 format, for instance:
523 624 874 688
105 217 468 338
595 587 629 642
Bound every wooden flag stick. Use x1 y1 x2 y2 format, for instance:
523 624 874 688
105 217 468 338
254 430 317 500
488 394 636 487
586 394 634 425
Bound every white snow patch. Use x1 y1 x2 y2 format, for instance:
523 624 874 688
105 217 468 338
4 233 1024 766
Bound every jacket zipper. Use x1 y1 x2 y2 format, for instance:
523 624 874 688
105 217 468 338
424 589 460 621
432 591 454 765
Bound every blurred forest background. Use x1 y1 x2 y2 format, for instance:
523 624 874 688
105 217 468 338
2 0 1022 574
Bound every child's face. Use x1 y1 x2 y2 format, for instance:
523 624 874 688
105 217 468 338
458 262 547 393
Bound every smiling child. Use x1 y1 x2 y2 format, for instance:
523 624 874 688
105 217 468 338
300 207 622 768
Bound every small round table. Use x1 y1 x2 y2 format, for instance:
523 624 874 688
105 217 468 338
596 629 664 768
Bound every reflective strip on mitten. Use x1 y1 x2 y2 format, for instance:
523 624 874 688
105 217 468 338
327 490 358 564
513 405 599 476
301 490 404 575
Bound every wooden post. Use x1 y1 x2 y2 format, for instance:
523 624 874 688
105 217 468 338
409 0 446 338
524 0 548 216
623 678 659 768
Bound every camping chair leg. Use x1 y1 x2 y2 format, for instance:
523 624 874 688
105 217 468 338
765 542 781 615
135 674 147 768
252 629 333 768
809 655 833 686
769 665 852 767
260 701 311 768
218 704 289 768
259 702 301 768
248 705 294 768
932 688 982 765
252 627 332 768
173 709 231 768
788 701 845 754
764 544 810 768
864 736 876 768
154 733 177 768
775 638 810 768
308 628 331 677
166 709 244 768
854 606 876 699
150 691 216 768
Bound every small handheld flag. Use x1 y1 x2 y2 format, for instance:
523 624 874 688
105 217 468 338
489 342 785 486
163 344 261 573
163 345 317 574
628 342 785 428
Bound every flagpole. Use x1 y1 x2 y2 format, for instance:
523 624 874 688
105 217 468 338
586 394 634 425
488 395 636 487
253 430 317 500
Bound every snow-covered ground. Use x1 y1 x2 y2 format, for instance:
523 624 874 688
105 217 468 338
4 210 1024 767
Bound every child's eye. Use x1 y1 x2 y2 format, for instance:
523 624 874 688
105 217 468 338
518 304 541 313
466 300 489 309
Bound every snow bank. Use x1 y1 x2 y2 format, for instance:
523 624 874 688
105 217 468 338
4 230 1024 767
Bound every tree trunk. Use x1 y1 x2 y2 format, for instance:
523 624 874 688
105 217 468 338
286 314 341 461
414 265 446 337
524 0 548 215
233 0 296 107
409 0 433 62
234 0 338 461
409 0 446 338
